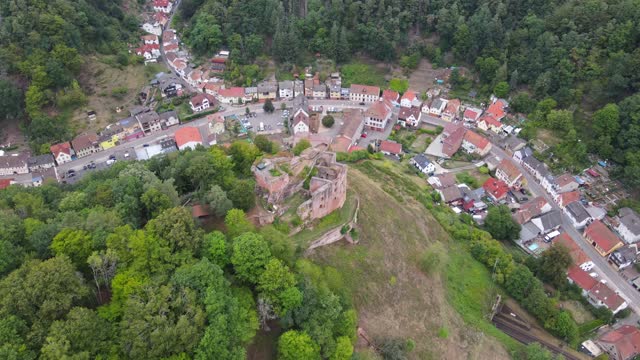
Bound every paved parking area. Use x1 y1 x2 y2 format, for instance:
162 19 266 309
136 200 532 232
62 147 137 184
243 109 287 134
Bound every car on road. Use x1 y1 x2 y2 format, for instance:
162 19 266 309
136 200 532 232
109 154 116 160
124 152 130 158
361 132 367 138
359 102 365 106
106 159 116 166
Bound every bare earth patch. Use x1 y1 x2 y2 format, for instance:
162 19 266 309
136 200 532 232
310 169 511 360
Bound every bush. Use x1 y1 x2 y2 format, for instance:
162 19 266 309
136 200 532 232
419 243 445 274
111 86 128 99
322 115 335 128
614 307 632 319
293 139 311 156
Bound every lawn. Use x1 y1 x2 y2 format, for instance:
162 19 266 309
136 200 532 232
340 62 387 88
410 133 432 153
291 192 358 248
311 164 515 359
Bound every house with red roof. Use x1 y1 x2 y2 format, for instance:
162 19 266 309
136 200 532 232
477 115 503 133
50 142 74 165
463 107 482 122
349 84 380 103
135 44 160 60
174 127 203 151
486 98 507 121
556 190 581 208
154 12 169 27
379 140 402 157
141 34 159 45
554 173 580 194
441 124 466 158
164 43 179 53
441 99 461 122
462 131 491 156
397 106 422 128
513 196 552 224
381 89 400 106
584 220 624 257
588 282 628 314
217 87 245 104
567 266 598 296
153 0 173 13
597 325 640 360
555 232 594 271
364 100 392 131
189 93 217 112
483 178 509 201
495 159 524 188
400 90 420 108
202 82 222 97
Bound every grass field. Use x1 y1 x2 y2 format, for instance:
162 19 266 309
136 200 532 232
310 162 516 359
340 62 387 88
73 57 167 132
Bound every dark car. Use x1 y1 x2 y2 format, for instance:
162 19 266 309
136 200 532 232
109 154 116 160
67 169 75 174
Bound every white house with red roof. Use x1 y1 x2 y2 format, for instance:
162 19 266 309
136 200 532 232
349 84 381 103
217 87 245 104
174 127 203 151
463 107 482 122
141 34 159 45
495 158 524 187
364 100 392 131
153 0 173 13
50 142 74 165
381 89 400 106
462 131 491 156
477 115 503 133
397 106 422 128
400 90 420 108
189 93 217 112
379 140 402 157
486 98 508 121
483 177 509 201
135 44 160 60
187 69 204 88
597 325 640 360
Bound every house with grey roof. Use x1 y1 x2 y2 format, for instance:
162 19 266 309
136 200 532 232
564 201 592 229
278 80 294 99
531 210 563 234
257 81 277 100
27 154 55 171
159 110 180 128
617 207 640 244
410 154 435 174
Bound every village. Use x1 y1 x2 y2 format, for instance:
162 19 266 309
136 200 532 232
0 0 639 359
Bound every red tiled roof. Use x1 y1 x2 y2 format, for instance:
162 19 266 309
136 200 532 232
480 114 502 127
153 0 170 7
190 93 216 107
463 131 490 150
71 132 98 151
191 204 210 218
50 142 72 158
136 44 159 54
599 325 640 360
567 266 597 291
442 126 466 157
584 220 623 254
486 99 506 120
0 178 13 190
164 43 179 52
497 159 522 183
203 82 221 92
483 178 509 200
555 232 590 266
463 108 481 121
381 89 399 102
555 173 577 187
218 87 245 98
590 282 626 311
558 190 581 206
401 90 417 102
444 98 461 114
587 168 601 177
398 106 421 120
174 127 203 147
350 84 380 97
365 100 392 119
379 140 402 155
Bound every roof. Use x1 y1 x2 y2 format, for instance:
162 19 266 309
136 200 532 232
483 178 509 200
430 173 456 189
567 266 597 291
278 80 293 90
401 90 417 102
136 111 160 125
257 81 277 92
558 191 581 206
365 100 392 119
191 204 211 218
590 282 626 310
158 110 178 121
153 0 170 7
555 173 578 187
439 185 463 203
379 140 402 155
532 210 563 232
218 87 245 98
0 154 27 169
497 159 522 183
555 232 590 266
27 154 54 167
339 109 364 140
412 154 432 168
190 93 216 107
50 142 72 158
514 196 549 224
398 106 421 120
174 127 203 147
566 201 591 222
463 108 481 120
0 178 13 190
598 325 640 360
480 114 502 127
141 34 158 41
313 84 326 92
350 84 380 97
486 99 507 120
463 131 490 149
381 89 399 102
584 220 623 254
442 126 466 157
444 99 461 114
618 208 640 236
71 132 98 151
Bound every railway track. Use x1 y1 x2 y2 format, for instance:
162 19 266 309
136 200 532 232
493 317 583 360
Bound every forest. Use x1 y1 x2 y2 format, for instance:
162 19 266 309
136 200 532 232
179 0 640 189
0 143 357 359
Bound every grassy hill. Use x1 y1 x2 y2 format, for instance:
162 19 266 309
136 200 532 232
309 161 519 359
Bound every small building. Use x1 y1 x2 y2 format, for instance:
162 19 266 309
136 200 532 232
616 208 640 244
312 84 327 99
584 220 624 257
486 98 508 121
71 132 102 158
477 115 503 133
428 172 456 189
291 95 310 135
437 185 463 204
257 81 277 100
441 124 466 158
381 89 399 106
379 140 402 157
556 190 581 208
609 245 637 271
495 159 524 188
483 178 509 202
141 34 159 45
364 100 392 131
463 107 482 122
0 154 28 176
597 325 640 360
462 131 491 156
554 173 580 194
441 99 461 122
278 80 294 99
174 127 203 151
27 154 55 171
400 90 420 108
217 87 245 105
50 142 74 165
531 210 563 234
244 87 258 101
428 98 448 116
410 154 435 174
564 201 592 229
331 109 364 153
153 0 173 13
397 106 422 128
159 110 180 128
328 84 341 100
136 111 162 135
189 93 217 112
349 84 380 103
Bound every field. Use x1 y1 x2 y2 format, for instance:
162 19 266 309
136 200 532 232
310 161 516 359
73 57 167 132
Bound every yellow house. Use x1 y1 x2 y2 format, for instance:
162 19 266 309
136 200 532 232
100 135 120 150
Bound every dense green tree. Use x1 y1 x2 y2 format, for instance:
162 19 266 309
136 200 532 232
484 206 521 242
278 331 320 360
258 259 302 315
293 139 311 156
493 82 510 98
225 209 255 239
535 245 572 288
322 115 335 128
0 80 23 121
229 141 260 177
186 14 223 55
254 135 275 153
50 229 93 272
263 99 275 113
228 179 256 211
231 233 272 284
203 185 233 217
203 231 229 268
